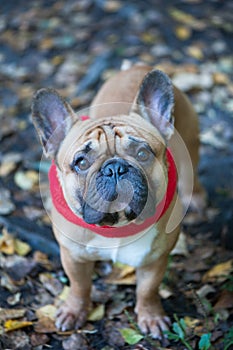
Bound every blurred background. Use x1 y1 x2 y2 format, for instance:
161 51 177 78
0 1 232 349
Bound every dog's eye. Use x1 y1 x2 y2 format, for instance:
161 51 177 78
74 156 91 171
137 147 150 162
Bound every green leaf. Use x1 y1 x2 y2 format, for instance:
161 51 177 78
163 330 180 341
224 327 233 350
119 328 144 345
198 333 211 350
173 321 185 340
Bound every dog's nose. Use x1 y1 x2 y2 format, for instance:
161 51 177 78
102 159 128 178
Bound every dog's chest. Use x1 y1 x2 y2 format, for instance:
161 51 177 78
63 224 166 267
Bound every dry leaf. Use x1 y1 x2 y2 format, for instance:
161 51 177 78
214 290 233 311
88 304 105 321
0 308 26 321
14 238 31 256
36 304 56 320
4 319 33 332
7 292 21 306
0 229 31 256
34 316 57 333
213 72 229 85
187 45 204 60
33 251 53 270
169 8 206 30
58 285 70 301
105 263 136 285
171 231 189 256
0 229 15 254
184 316 200 328
202 260 233 283
39 272 63 296
175 26 191 40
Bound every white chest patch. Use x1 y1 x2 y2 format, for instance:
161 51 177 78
84 225 160 267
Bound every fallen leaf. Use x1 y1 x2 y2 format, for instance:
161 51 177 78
36 304 56 320
34 316 57 333
14 238 31 256
0 229 15 254
214 290 233 311
184 316 200 329
57 285 70 301
171 231 189 256
4 319 33 332
105 263 136 285
119 328 144 345
88 304 105 321
103 0 122 12
14 170 38 190
0 308 26 321
33 250 53 270
169 8 206 30
39 272 63 296
196 284 216 299
175 26 191 40
213 72 229 85
0 229 31 256
30 333 50 347
0 189 15 215
187 45 204 60
202 260 233 283
7 292 21 306
0 152 22 176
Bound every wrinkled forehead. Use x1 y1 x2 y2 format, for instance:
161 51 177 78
57 115 164 163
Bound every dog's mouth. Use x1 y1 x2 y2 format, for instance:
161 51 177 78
79 158 154 226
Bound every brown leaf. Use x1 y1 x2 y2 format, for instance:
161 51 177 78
202 260 233 283
0 308 26 321
30 333 50 347
39 273 63 296
105 263 136 285
34 316 57 333
214 290 233 311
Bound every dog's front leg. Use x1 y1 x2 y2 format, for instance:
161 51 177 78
135 253 171 339
55 245 94 331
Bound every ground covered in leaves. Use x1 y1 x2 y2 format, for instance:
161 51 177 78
0 0 233 349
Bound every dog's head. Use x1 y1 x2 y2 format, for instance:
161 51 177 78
32 70 174 226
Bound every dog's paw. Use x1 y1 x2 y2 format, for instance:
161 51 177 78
55 303 88 332
137 311 171 339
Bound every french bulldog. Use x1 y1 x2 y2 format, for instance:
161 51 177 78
31 64 206 339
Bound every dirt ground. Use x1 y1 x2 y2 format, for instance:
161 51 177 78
0 1 232 349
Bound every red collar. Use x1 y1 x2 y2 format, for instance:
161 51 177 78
49 149 177 238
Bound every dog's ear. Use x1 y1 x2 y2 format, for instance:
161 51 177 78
134 70 174 141
31 88 75 158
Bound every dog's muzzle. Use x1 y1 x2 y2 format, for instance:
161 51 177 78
82 158 149 226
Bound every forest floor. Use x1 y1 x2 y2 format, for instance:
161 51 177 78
0 1 233 349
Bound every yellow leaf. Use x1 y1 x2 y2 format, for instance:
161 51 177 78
187 46 204 60
105 263 136 285
175 26 191 40
36 304 56 320
213 72 229 85
141 32 157 44
0 229 15 254
169 8 206 30
58 285 70 301
184 316 200 328
4 319 33 332
88 304 105 321
202 260 233 283
14 238 31 256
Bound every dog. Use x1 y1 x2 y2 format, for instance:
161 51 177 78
31 64 206 339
